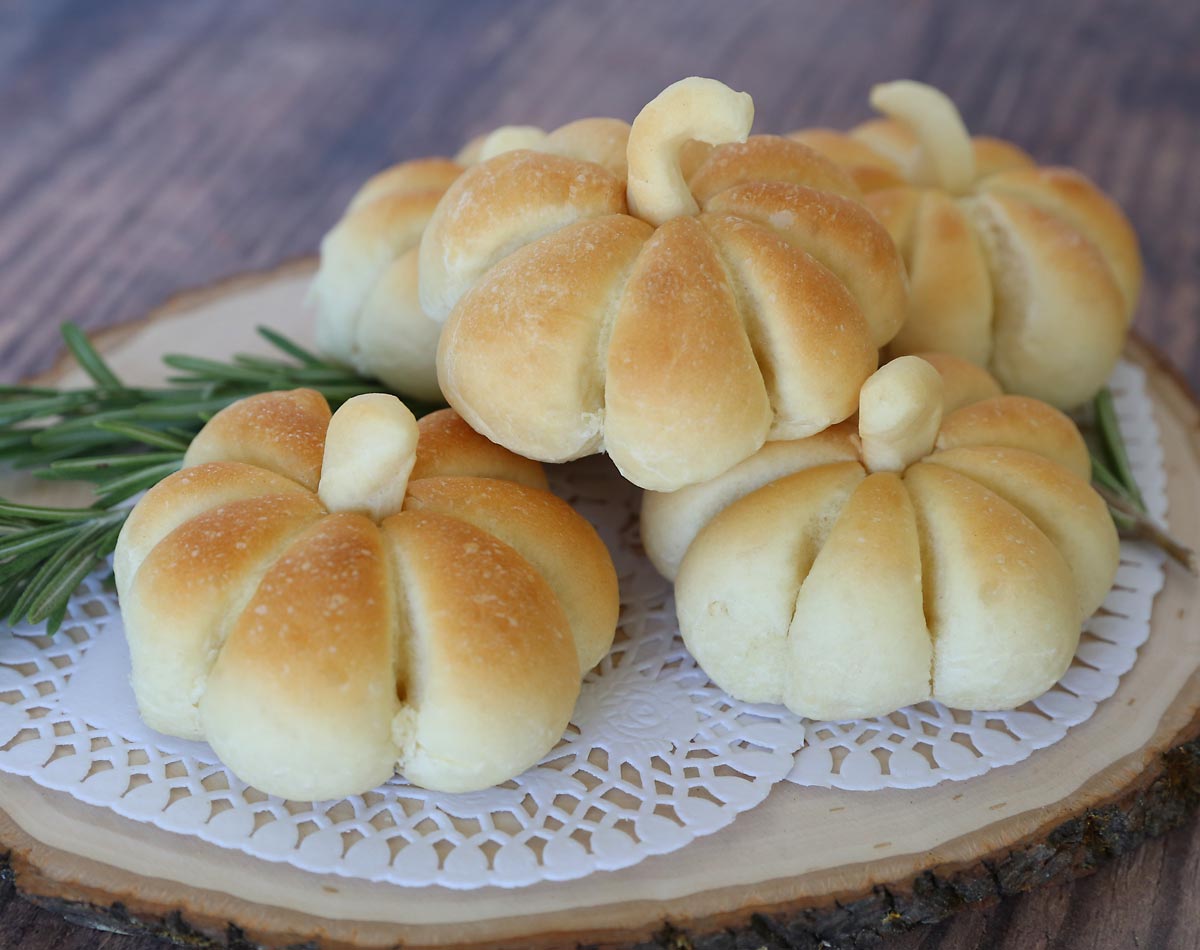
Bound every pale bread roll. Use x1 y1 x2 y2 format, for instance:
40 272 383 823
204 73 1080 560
421 77 905 491
640 353 993 581
312 118 634 403
116 390 618 799
648 357 1118 718
789 80 1141 409
313 159 463 401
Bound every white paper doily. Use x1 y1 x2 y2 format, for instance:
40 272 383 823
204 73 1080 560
0 359 1168 887
788 360 1168 790
0 457 799 889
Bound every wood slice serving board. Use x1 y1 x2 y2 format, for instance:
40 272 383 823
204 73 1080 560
2 260 1198 950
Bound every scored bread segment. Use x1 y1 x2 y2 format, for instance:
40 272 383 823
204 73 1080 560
436 215 651 465
604 215 771 490
926 446 1118 619
964 192 1128 408
905 462 1078 711
182 389 331 491
934 395 1092 481
701 212 876 441
705 182 908 348
403 476 619 673
418 150 628 322
886 190 994 364
675 463 865 706
381 510 579 793
201 514 402 801
113 461 313 596
787 472 931 719
123 490 325 739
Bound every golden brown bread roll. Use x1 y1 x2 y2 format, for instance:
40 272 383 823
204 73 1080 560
641 355 1117 718
420 77 908 491
312 118 635 402
789 80 1142 409
114 392 618 800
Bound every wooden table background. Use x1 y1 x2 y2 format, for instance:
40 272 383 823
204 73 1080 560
1 1 1198 947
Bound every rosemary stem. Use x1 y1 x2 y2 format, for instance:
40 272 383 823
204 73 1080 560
1093 482 1198 575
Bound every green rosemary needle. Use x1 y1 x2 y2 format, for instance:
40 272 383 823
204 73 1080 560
0 323 442 632
1088 387 1196 574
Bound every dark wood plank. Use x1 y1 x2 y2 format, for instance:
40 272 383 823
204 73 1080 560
0 1 1198 948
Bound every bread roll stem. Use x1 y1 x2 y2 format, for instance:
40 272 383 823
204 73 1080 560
858 356 944 473
626 77 753 226
317 393 418 520
477 125 548 161
869 80 975 194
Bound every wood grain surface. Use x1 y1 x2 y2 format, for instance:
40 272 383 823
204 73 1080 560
0 1 1197 948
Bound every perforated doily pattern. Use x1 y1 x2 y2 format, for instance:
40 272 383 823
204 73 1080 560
0 361 1168 886
0 458 799 889
788 361 1168 790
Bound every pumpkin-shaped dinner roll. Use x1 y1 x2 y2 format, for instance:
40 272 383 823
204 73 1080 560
790 81 1142 410
420 77 907 491
114 391 618 799
313 157 464 402
312 119 634 401
642 355 1118 719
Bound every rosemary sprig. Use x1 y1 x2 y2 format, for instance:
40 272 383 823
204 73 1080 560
1089 387 1196 574
0 324 440 632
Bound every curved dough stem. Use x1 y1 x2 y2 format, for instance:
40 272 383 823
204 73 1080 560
626 77 754 226
319 394 419 520
859 356 944 473
477 125 549 162
870 80 975 193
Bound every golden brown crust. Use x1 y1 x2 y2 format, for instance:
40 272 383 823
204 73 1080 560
970 135 1036 178
967 192 1128 408
785 128 906 191
419 150 627 321
926 445 1118 618
113 461 313 597
542 117 632 179
911 351 1004 413
936 395 1092 481
346 157 464 214
706 181 908 348
604 215 771 490
423 81 903 489
701 213 876 438
382 510 580 792
437 215 652 464
688 135 862 205
979 166 1142 314
123 492 326 740
200 514 401 801
412 408 548 489
183 389 330 490
791 89 1141 409
117 392 617 797
404 476 618 672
